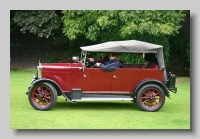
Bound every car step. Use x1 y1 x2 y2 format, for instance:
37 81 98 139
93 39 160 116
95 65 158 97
72 94 133 101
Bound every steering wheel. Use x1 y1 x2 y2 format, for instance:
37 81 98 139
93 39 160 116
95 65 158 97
84 58 94 68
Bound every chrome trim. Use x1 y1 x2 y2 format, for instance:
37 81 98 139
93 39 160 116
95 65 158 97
72 94 133 101
82 52 87 72
37 65 42 78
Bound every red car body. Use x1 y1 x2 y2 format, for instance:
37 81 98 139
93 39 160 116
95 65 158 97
26 40 177 112
41 63 163 94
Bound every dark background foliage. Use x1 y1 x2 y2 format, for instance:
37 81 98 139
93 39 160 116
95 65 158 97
10 10 190 76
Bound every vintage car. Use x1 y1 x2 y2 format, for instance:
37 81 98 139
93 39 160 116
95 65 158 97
26 40 177 112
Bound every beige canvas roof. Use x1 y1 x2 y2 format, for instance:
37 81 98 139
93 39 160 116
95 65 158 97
80 40 165 70
80 40 163 53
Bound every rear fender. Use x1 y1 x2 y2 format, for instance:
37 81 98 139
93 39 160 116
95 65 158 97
132 79 170 98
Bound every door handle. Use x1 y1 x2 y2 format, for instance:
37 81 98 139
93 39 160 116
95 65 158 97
113 75 117 78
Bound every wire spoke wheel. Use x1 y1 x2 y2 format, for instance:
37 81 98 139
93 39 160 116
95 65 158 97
33 86 52 106
141 88 161 107
28 82 57 111
136 84 165 112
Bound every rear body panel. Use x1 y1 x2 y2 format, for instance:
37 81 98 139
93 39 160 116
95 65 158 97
82 68 163 94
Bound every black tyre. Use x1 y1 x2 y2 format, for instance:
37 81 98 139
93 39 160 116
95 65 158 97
28 82 57 111
136 84 165 112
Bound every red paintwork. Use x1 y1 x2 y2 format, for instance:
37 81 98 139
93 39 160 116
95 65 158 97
111 69 139 94
42 63 82 92
82 68 111 93
42 63 163 94
70 63 83 89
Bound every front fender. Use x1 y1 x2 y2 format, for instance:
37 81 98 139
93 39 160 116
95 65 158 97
132 79 170 98
32 78 64 96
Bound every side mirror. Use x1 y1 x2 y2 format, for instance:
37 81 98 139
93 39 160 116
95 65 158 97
72 56 79 62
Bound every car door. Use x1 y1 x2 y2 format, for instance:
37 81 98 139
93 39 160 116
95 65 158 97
82 68 111 94
110 68 139 94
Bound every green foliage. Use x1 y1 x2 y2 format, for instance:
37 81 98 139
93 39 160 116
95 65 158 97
120 53 145 64
12 10 61 38
45 47 80 63
45 50 69 63
10 10 189 75
87 52 145 64
185 42 190 63
45 50 66 63
62 10 185 41
61 10 186 65
184 42 190 74
52 34 69 46
168 11 190 76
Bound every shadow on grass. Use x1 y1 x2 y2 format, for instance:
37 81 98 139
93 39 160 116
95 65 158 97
53 100 141 111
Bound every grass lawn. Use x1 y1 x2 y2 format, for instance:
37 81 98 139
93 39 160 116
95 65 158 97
10 69 190 129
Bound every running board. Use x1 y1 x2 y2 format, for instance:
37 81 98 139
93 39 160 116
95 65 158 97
72 94 133 101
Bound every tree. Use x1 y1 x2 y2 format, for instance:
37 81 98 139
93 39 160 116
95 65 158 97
168 10 190 76
12 10 62 38
11 10 189 75
62 10 185 41
61 10 186 65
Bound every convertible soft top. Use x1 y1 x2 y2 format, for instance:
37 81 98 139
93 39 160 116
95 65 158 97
80 40 163 53
80 40 165 70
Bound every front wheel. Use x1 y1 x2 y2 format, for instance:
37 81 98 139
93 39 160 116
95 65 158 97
136 84 165 112
28 82 57 111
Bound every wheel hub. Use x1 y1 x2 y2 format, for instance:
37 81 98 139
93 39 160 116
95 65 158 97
146 93 156 103
40 94 45 98
148 96 154 100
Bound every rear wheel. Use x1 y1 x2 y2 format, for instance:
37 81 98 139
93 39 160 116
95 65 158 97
28 82 57 111
136 84 165 112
